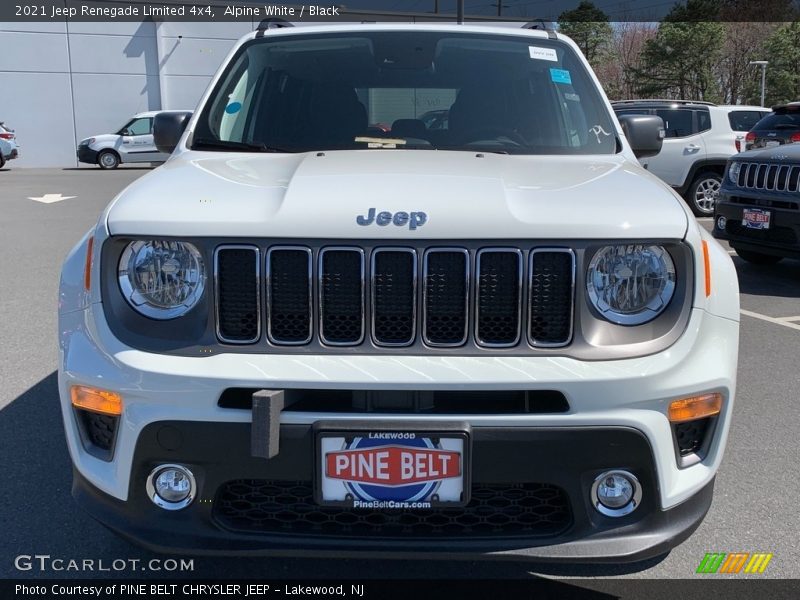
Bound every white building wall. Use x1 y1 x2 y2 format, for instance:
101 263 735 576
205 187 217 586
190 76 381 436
0 18 250 167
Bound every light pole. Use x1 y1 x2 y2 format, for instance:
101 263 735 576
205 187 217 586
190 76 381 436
749 60 768 107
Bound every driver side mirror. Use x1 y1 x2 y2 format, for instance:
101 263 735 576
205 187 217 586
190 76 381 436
154 111 193 154
617 114 665 159
120 128 130 136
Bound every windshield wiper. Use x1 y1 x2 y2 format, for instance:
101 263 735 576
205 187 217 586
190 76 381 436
192 138 292 153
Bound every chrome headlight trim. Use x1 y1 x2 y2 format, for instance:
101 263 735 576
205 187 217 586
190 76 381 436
118 240 206 320
586 244 676 326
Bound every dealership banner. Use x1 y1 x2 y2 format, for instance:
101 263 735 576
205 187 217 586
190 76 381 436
2 0 799 22
4 579 800 599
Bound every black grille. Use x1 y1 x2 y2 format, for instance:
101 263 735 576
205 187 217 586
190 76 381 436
320 249 364 345
737 163 800 192
529 251 574 345
423 250 468 346
476 250 522 346
675 418 711 456
725 220 798 245
213 480 571 538
216 247 260 343
77 409 118 452
372 250 416 345
214 244 577 350
267 248 311 344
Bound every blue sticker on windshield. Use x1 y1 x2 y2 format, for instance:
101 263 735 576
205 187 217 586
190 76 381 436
550 68 572 85
225 101 242 114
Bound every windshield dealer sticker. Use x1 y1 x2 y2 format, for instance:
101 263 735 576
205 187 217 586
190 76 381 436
529 46 558 62
550 68 572 85
225 101 242 114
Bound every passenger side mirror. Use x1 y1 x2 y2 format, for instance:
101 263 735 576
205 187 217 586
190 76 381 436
617 114 665 159
154 112 193 154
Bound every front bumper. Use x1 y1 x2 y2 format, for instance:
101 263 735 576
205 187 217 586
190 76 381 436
72 421 715 562
77 146 98 164
59 303 737 559
714 189 800 259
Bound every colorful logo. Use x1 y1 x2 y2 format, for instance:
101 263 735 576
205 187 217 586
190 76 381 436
325 436 460 503
696 552 773 574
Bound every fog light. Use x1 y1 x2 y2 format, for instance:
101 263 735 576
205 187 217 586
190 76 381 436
146 464 196 510
716 216 727 230
591 470 641 517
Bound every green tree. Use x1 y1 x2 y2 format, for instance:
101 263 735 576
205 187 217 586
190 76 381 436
752 22 800 105
630 19 724 100
557 1 612 66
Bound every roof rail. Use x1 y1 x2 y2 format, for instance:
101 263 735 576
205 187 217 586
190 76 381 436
611 99 717 106
255 18 293 38
522 20 557 39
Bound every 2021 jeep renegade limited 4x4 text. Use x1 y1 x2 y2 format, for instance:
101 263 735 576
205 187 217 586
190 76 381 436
57 23 739 562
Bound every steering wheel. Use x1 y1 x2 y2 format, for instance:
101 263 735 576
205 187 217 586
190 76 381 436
459 127 528 146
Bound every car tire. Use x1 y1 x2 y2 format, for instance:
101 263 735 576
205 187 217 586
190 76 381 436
0 155 5 170
733 248 783 265
98 150 120 170
687 172 722 217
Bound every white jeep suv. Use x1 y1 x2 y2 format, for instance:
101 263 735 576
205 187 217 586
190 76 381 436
58 22 739 562
613 100 769 216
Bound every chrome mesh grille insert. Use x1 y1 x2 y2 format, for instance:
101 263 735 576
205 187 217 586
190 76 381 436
475 249 522 347
215 246 260 343
372 249 416 346
267 248 312 344
423 249 469 346
319 248 365 345
529 250 575 346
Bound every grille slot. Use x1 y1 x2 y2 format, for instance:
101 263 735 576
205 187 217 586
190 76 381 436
215 246 260 343
475 249 522 347
319 248 365 345
371 249 417 346
529 250 575 347
267 247 312 344
213 479 572 538
423 249 469 346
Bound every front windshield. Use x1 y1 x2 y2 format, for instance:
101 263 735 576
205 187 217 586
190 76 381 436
193 30 617 155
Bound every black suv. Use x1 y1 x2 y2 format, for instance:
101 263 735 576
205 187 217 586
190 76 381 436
714 143 800 263
745 103 800 150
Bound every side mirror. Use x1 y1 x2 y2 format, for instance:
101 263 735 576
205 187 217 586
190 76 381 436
617 114 665 159
154 111 193 154
120 128 130 136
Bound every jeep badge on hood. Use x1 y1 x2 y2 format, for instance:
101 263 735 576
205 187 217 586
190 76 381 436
357 208 427 230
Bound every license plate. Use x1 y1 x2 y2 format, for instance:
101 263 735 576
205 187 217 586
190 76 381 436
765 140 780 148
743 208 770 230
316 428 469 509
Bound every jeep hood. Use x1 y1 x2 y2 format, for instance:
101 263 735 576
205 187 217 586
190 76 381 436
105 150 688 239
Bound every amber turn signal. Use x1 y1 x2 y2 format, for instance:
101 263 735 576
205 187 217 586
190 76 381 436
70 385 123 416
668 393 722 423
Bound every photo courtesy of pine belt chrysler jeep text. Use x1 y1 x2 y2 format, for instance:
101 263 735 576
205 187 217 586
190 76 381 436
57 22 740 562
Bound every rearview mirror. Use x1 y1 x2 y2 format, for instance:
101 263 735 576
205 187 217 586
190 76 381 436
617 114 665 159
154 112 193 154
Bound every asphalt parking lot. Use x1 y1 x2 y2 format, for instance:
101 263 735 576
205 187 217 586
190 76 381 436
1 166 798 582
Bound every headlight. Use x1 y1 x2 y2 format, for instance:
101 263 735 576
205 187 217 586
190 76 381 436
118 241 205 319
587 245 676 325
80 138 95 146
728 161 741 183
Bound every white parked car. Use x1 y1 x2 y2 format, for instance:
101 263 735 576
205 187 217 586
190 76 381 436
0 121 19 169
58 22 739 562
613 100 769 216
76 110 191 169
